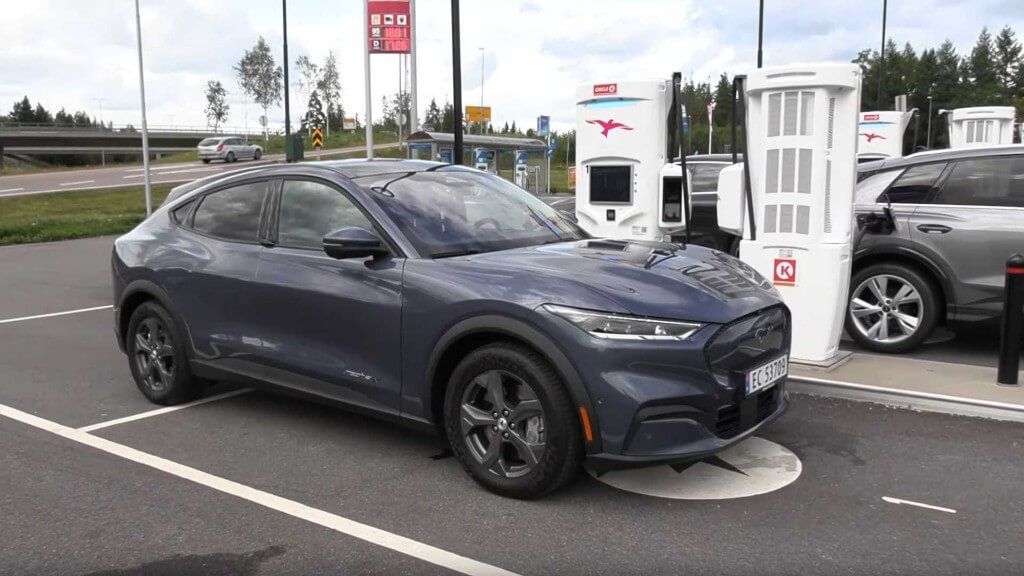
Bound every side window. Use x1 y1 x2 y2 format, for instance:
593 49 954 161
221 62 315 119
690 163 726 193
277 180 374 250
170 199 196 224
934 156 1024 208
884 162 946 204
192 182 266 242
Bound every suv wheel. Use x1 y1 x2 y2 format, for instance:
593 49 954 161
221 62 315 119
845 263 939 353
444 343 583 499
126 301 203 405
253 149 262 160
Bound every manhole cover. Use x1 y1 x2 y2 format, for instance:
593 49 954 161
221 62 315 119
590 437 801 500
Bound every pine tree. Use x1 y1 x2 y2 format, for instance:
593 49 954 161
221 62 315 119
33 103 52 124
441 101 455 133
301 90 326 131
994 26 1022 100
968 27 1000 102
9 96 34 122
424 98 442 131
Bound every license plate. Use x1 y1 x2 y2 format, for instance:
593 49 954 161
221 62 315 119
745 355 788 396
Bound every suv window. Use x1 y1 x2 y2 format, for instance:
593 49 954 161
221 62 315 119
690 163 726 193
277 180 374 250
192 182 266 242
884 162 946 204
934 156 1024 208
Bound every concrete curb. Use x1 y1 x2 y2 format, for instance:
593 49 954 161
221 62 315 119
789 374 1024 423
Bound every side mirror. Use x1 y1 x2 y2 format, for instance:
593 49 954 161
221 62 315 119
322 227 388 259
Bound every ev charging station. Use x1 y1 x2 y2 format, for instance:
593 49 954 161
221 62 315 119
857 110 914 161
473 148 496 173
718 63 862 365
514 149 529 188
942 106 1017 148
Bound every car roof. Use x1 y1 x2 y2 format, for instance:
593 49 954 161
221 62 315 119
864 144 1024 172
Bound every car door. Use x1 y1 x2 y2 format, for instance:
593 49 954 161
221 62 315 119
254 177 405 416
172 180 271 373
908 154 1024 321
857 161 947 254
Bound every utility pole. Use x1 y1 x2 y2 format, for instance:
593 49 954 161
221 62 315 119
282 0 292 155
409 0 418 136
877 0 887 106
757 0 764 68
926 95 934 148
479 47 485 134
363 0 374 159
451 0 463 164
134 0 152 216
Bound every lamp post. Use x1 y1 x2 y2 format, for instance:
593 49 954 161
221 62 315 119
757 0 764 68
451 0 463 164
479 47 485 134
926 95 934 149
133 0 152 216
877 0 887 106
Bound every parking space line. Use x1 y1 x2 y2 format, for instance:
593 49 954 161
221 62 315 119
0 305 112 325
78 389 253 432
882 496 957 514
0 401 519 576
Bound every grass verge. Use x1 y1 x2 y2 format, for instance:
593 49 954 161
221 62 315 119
0 184 173 246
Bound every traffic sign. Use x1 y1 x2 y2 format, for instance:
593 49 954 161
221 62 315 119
311 127 324 149
537 115 550 136
465 106 491 123
367 0 412 54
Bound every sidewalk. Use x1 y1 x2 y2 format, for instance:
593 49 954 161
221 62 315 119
790 353 1024 422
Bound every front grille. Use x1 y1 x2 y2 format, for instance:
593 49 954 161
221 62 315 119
705 306 790 387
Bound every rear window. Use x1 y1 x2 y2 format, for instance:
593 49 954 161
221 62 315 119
191 182 266 242
589 166 632 203
198 138 220 146
935 156 1024 208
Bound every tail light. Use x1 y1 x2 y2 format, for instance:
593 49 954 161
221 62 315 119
216 144 224 152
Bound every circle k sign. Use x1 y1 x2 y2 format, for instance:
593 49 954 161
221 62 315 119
773 258 797 286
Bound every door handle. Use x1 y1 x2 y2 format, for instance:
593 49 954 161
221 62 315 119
917 224 952 234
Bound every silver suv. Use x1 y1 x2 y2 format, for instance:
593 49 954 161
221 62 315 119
850 145 1024 353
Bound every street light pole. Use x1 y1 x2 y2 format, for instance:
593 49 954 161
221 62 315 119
133 0 152 216
451 0 463 164
877 0 887 106
927 95 934 149
479 47 485 134
282 0 292 149
363 0 374 159
757 0 764 68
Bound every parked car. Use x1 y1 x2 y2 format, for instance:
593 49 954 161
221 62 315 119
849 145 1024 353
197 137 262 164
542 155 743 254
112 160 790 499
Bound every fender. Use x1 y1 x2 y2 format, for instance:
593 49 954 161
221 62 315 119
425 314 603 453
116 279 195 354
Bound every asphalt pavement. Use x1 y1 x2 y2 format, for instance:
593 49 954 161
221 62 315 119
1 235 1021 575
0 143 400 198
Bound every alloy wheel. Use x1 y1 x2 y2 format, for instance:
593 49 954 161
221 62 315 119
849 274 922 345
133 317 176 392
459 370 546 479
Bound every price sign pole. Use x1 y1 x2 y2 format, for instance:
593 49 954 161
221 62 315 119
364 0 413 159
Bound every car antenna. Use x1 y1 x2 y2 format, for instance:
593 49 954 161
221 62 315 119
673 72 692 245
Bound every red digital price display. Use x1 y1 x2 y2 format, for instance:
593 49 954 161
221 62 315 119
367 0 411 54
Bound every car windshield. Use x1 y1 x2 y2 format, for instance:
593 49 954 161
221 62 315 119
198 138 220 146
355 167 588 258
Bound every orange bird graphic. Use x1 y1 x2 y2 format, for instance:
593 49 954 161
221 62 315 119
587 119 634 137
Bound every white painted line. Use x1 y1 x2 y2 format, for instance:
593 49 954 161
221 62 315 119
79 388 253 432
0 187 26 193
0 305 112 325
0 401 519 576
59 180 95 187
882 496 957 514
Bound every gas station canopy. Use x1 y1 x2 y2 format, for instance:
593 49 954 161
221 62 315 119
406 131 548 152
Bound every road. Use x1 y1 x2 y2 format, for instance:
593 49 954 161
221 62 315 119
0 235 1021 575
0 143 400 198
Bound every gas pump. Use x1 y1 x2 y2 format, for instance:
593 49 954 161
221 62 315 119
941 106 1017 148
514 150 529 189
857 110 915 161
473 148 496 173
717 63 862 365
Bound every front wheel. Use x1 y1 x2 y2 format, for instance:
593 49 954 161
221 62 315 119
226 151 236 163
201 158 211 164
126 301 203 405
444 343 583 499
253 149 262 160
845 263 939 353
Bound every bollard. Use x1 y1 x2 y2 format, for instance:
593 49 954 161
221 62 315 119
997 253 1024 385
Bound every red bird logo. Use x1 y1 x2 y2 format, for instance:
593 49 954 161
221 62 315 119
860 132 887 143
587 119 633 138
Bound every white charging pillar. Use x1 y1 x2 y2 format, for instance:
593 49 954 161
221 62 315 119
857 110 914 161
721 63 862 365
945 106 1016 148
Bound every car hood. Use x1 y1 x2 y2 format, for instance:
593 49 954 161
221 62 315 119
467 239 781 325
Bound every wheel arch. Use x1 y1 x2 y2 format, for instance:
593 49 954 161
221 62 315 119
852 247 952 324
117 280 187 351
425 315 601 453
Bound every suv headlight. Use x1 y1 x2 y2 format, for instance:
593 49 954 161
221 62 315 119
543 304 703 341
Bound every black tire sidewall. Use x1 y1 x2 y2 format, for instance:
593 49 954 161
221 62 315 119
444 344 581 499
126 301 198 405
254 149 262 160
227 152 236 162
846 263 939 353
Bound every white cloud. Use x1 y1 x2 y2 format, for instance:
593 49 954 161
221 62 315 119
1 0 1022 133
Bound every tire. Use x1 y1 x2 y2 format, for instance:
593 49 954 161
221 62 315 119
202 159 211 164
444 343 583 499
126 301 203 405
253 149 262 161
226 151 236 163
845 263 939 353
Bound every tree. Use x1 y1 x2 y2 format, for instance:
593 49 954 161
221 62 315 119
442 102 455 133
713 73 733 128
318 51 341 136
994 26 1022 100
54 108 72 126
967 27 1000 102
301 90 326 132
234 36 282 140
32 102 52 124
204 80 230 132
509 120 517 134
72 111 92 127
423 98 442 131
9 96 34 123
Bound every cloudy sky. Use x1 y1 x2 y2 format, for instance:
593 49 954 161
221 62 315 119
2 0 1023 133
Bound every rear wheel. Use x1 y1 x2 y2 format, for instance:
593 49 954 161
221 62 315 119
444 343 582 499
226 151 236 163
126 302 203 405
845 263 939 353
253 149 262 160
201 159 211 164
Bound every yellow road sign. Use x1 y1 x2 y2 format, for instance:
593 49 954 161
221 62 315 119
312 127 324 148
465 105 491 123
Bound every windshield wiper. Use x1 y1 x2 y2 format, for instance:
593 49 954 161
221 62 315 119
432 249 482 259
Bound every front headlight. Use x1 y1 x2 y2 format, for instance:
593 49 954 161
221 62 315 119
543 304 703 341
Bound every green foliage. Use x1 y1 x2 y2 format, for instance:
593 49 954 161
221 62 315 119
234 36 282 136
203 80 230 131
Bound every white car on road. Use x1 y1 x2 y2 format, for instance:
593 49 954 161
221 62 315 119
197 137 263 164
